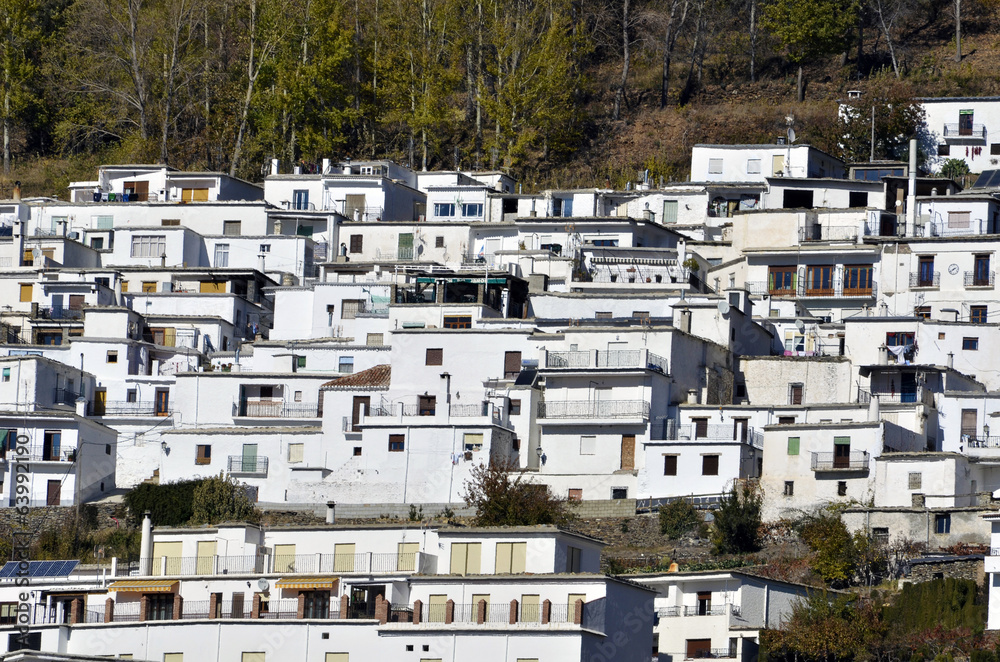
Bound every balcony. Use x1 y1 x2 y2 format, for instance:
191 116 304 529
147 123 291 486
124 551 427 577
536 399 650 420
909 272 940 288
943 123 987 140
798 225 859 243
13 445 76 463
53 388 84 406
36 307 83 320
810 450 869 472
544 349 668 373
663 423 762 447
227 456 268 477
928 218 988 236
965 271 995 288
745 281 876 299
90 400 168 417
233 400 320 418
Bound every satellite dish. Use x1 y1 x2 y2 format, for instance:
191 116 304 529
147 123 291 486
795 319 805 332
787 128 796 144
257 578 270 592
717 300 730 315
31 248 41 260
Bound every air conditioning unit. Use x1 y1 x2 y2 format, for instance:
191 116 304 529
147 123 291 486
68 231 80 240
821 316 832 324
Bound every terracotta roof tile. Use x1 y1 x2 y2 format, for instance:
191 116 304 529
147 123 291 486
321 364 391 390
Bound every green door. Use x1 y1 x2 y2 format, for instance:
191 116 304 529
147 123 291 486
398 233 414 260
242 444 258 472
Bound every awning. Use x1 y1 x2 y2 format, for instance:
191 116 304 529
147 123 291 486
275 576 338 590
107 580 177 593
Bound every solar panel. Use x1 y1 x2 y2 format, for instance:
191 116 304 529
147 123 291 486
972 169 1000 188
0 560 79 579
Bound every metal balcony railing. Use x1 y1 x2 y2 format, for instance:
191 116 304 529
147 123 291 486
546 351 591 368
965 271 995 287
690 649 737 659
943 123 987 139
545 349 668 372
53 388 84 406
233 401 320 418
537 400 650 419
798 225 859 242
929 218 988 236
37 307 83 320
91 400 164 416
227 456 269 476
744 281 876 298
368 403 419 417
811 450 869 472
910 272 940 288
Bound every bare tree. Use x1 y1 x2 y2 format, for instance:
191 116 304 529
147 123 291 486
869 0 911 78
953 0 962 62
657 0 689 108
158 0 202 164
612 0 630 120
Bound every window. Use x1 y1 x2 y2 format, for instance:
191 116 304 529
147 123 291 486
366 333 384 346
292 190 309 210
338 357 354 373
18 283 31 302
746 158 761 174
837 481 848 496
963 337 979 350
462 203 483 217
768 266 796 294
662 200 678 224
182 188 209 201
294 391 302 402
341 299 361 319
789 383 803 405
127 389 137 402
460 433 483 452
938 144 950 156
94 215 114 229
908 472 922 489
787 437 800 455
353 446 362 456
974 254 992 286
663 455 678 475
142 281 157 293
886 332 915 346
708 158 724 174
302 590 329 618
214 244 229 267
568 488 583 501
495 542 527 573
595 311 612 319
948 211 971 229
450 542 482 575
915 306 931 320
1 368 8 382
146 594 174 621
106 351 118 363
434 203 456 217
849 191 869 208
287 443 304 463
426 348 443 365
349 235 363 253
504 351 522 379
90 237 104 250
161 218 180 226
692 418 709 439
223 221 242 236
935 513 951 534
971 306 988 324
296 356 307 369
632 311 650 320
580 435 596 455
917 256 935 287
259 244 271 253
388 434 405 452
131 235 166 258
611 487 628 499
444 315 472 329
435 236 445 248
196 445 211 465
702 455 719 476
805 265 833 295
784 481 794 496
993 143 1000 156
509 400 521 415
843 265 873 295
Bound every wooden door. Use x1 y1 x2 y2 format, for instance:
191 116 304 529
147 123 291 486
46 480 61 506
687 639 712 659
834 439 851 468
155 390 170 416
620 434 635 471
351 396 370 431
734 418 748 442
68 295 85 310
231 592 245 618
962 409 978 437
94 389 107 416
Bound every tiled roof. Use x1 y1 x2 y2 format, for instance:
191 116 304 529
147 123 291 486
321 364 391 390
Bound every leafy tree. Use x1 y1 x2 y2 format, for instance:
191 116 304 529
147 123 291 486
833 74 925 163
190 472 262 525
761 0 859 102
883 578 985 632
761 592 888 661
462 459 574 526
711 480 762 554
940 158 970 182
797 511 857 585
0 0 43 174
124 479 203 526
659 498 701 539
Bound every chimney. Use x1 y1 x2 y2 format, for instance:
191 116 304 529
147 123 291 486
13 181 20 202
258 254 266 273
868 394 880 422
947 352 954 369
114 277 123 306
321 158 330 174
906 138 917 235
140 512 153 570
270 159 279 176
160 253 166 268
326 502 336 524
75 396 87 417
687 388 699 404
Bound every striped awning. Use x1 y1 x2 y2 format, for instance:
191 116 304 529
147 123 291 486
275 576 338 590
107 580 178 593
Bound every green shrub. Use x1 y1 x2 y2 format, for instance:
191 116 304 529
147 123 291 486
123 480 202 526
711 481 763 554
659 499 701 539
190 473 262 525
883 578 985 633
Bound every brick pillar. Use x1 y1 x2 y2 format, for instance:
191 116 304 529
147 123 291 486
444 600 454 624
139 595 149 622
375 596 389 625
296 592 306 619
541 600 552 625
573 599 584 625
208 593 219 619
476 599 486 624
172 595 183 620
252 594 261 619
412 599 422 625
509 599 518 624
69 597 81 625
339 594 349 619
104 597 114 624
